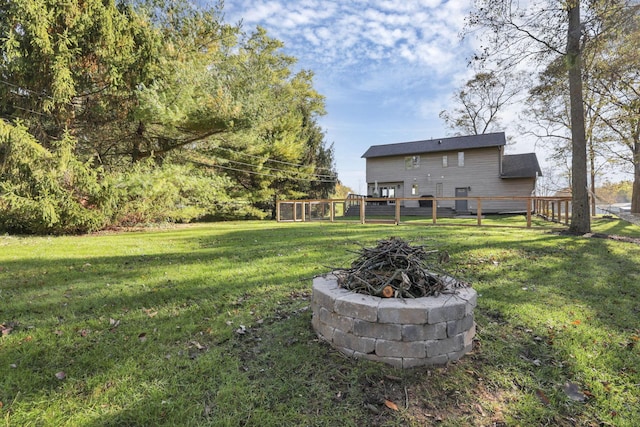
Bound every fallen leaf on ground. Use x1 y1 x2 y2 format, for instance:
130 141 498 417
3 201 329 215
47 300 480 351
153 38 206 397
190 341 206 350
142 308 158 317
1 323 15 336
138 332 147 342
536 389 550 405
55 371 66 380
384 399 399 411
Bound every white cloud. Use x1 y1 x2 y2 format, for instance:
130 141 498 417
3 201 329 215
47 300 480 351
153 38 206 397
241 1 283 22
229 0 472 74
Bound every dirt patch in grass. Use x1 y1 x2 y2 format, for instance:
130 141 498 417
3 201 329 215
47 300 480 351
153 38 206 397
588 233 640 244
558 230 640 245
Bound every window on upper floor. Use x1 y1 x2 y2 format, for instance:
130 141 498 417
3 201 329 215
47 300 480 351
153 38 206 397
442 155 448 168
458 152 464 167
405 155 420 170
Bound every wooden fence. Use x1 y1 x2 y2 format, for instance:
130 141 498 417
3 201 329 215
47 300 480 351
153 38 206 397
276 195 574 228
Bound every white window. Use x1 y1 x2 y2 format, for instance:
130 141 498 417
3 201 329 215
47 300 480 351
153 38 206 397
458 152 464 167
411 184 418 196
405 155 420 170
442 155 448 167
381 187 395 198
436 183 443 197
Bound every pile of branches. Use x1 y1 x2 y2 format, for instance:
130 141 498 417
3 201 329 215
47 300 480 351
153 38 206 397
333 237 468 298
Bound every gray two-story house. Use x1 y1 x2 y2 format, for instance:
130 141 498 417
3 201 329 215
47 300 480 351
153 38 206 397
361 132 542 213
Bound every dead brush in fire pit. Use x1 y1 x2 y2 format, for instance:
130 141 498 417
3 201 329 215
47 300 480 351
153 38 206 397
333 237 468 298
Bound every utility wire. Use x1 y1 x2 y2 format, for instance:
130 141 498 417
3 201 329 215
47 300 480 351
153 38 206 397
189 158 336 183
212 163 336 183
216 156 336 180
0 78 55 101
213 145 335 173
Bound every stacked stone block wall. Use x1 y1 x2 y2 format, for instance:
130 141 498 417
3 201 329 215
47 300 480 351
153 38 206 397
311 274 477 369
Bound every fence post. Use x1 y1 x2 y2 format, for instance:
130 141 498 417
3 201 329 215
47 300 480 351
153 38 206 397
276 200 281 222
476 199 482 226
330 201 335 222
432 197 437 224
360 198 365 224
545 200 549 218
565 200 570 225
395 199 401 225
558 201 563 224
526 198 532 228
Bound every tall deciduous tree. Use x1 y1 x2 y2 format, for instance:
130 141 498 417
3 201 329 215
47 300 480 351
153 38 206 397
439 70 521 135
588 4 640 212
525 1 639 214
566 1 590 232
526 56 613 216
468 0 595 233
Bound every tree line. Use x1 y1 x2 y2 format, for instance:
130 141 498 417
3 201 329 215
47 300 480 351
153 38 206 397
0 0 336 234
440 0 639 232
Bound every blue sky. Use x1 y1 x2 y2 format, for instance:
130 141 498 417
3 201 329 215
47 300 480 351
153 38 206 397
223 0 525 193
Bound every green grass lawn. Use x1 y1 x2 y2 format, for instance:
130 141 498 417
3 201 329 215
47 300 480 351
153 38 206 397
1 218 639 426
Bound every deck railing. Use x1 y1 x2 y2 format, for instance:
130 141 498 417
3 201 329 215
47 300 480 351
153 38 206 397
276 195 574 228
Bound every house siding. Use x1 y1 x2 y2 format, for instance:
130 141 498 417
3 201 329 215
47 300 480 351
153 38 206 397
366 147 535 213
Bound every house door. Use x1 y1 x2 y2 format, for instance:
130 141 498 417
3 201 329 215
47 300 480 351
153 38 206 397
455 187 468 212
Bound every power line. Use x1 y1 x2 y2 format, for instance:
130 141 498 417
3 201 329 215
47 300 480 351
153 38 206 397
189 158 336 183
216 156 336 180
211 163 336 183
0 78 55 101
0 78 78 109
213 145 335 173
11 105 49 117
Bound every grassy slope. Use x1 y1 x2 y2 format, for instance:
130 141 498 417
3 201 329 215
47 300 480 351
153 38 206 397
0 218 639 426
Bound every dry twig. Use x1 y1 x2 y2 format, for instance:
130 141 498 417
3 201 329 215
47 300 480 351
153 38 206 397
333 237 468 298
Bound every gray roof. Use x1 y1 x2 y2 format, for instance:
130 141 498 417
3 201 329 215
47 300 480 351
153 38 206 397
501 153 542 178
361 132 507 158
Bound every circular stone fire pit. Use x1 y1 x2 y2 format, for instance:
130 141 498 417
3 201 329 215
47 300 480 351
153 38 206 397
311 274 477 369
